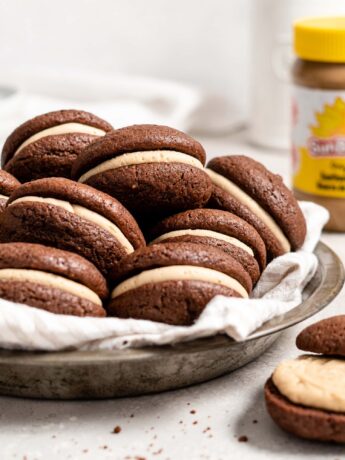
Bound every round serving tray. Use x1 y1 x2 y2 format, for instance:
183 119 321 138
0 241 343 400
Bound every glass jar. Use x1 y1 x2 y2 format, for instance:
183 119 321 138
292 17 345 231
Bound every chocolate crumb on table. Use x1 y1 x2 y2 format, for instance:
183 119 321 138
190 410 196 414
252 419 258 424
238 435 248 442
112 425 122 434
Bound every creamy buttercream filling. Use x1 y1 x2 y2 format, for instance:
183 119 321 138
206 168 291 253
0 194 8 200
151 229 254 256
0 268 102 305
111 265 248 299
78 150 204 183
273 356 345 413
14 122 106 157
9 196 134 254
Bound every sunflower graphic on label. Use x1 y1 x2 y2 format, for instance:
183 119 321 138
292 88 345 198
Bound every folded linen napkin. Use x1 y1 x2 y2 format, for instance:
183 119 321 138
0 201 329 351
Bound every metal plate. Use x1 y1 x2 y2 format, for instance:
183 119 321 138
0 241 343 400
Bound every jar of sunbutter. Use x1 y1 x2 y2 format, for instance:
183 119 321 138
292 17 345 231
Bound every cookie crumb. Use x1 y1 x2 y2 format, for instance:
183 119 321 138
112 425 122 434
130 414 135 418
238 435 248 443
193 421 198 425
252 419 258 424
190 410 196 414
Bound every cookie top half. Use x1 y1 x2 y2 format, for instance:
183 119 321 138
1 109 113 168
6 177 145 250
0 242 108 298
296 315 345 356
72 124 207 181
148 208 267 285
207 155 306 256
110 241 253 297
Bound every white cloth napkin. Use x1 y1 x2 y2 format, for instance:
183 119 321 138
0 201 329 351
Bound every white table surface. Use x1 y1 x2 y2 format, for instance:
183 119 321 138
1 130 345 460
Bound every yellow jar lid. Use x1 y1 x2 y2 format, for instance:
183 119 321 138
294 17 345 63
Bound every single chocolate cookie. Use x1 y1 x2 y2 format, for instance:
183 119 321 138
0 242 108 316
148 208 267 284
71 124 212 221
206 155 306 260
296 315 345 356
107 242 252 325
265 355 345 443
2 109 113 182
0 170 20 212
0 177 145 278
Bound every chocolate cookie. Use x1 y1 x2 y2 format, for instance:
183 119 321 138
0 177 145 278
296 315 345 356
0 170 20 212
148 208 267 284
206 156 306 260
71 124 212 221
2 109 113 182
265 374 345 443
0 242 108 316
107 242 252 325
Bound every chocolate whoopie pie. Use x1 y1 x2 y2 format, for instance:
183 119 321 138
265 356 345 443
2 109 113 182
72 124 212 221
0 177 145 278
296 315 345 356
107 242 252 325
0 242 107 316
206 155 306 260
0 170 20 212
148 208 266 284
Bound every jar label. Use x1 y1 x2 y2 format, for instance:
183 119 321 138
292 86 345 198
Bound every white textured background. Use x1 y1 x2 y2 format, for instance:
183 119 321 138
0 0 252 120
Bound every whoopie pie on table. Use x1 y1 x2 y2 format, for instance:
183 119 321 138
0 177 145 278
72 124 212 221
0 242 107 317
107 242 252 325
265 315 345 443
265 356 345 444
2 109 113 182
206 155 307 260
0 170 20 212
148 208 267 285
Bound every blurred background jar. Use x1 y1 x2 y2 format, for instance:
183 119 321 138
292 17 345 231
248 0 345 149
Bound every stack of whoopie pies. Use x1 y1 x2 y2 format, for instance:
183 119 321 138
265 315 345 443
0 110 306 323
